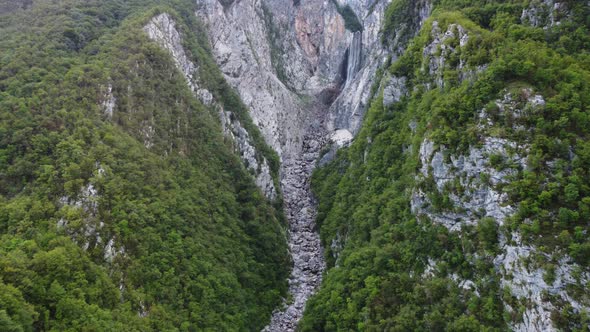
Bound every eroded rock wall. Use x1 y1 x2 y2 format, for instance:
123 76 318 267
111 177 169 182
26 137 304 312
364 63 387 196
143 13 278 199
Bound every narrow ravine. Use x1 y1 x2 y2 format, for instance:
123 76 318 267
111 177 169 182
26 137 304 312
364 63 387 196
263 102 328 332
264 24 365 330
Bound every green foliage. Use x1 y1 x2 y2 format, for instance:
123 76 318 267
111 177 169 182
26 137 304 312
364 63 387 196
0 280 36 332
478 217 499 252
0 0 288 330
306 0 590 330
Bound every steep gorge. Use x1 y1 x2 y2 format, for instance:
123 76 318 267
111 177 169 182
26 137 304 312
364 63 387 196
195 0 394 329
153 1 590 329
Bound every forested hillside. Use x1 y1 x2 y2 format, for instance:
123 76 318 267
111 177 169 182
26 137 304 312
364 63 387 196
0 0 289 330
303 0 590 330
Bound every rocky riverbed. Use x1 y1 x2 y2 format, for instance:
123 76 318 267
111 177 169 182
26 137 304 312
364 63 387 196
263 104 328 332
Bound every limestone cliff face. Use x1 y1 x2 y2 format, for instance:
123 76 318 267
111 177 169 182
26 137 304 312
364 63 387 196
413 91 590 332
328 0 432 142
521 0 572 28
142 13 278 199
196 0 308 160
402 15 589 331
196 0 403 158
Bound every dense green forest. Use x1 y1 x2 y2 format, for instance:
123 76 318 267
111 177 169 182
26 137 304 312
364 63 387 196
0 0 289 330
302 0 590 330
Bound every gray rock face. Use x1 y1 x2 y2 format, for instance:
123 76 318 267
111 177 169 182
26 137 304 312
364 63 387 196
328 0 392 135
220 109 278 199
423 21 469 88
495 232 590 332
144 13 277 199
521 0 571 28
58 166 125 264
144 14 200 93
329 0 432 135
383 75 408 107
196 0 309 159
381 0 432 54
412 136 524 231
413 91 590 331
101 84 116 119
346 31 363 83
197 0 417 150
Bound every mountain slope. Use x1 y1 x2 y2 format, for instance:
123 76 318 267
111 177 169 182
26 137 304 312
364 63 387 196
0 1 288 330
304 0 590 331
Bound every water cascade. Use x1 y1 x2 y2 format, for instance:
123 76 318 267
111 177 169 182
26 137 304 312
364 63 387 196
345 31 362 85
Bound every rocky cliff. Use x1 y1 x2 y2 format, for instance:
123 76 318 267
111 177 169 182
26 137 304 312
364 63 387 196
414 90 590 331
195 0 398 329
143 12 278 199
304 0 590 331
196 0 404 158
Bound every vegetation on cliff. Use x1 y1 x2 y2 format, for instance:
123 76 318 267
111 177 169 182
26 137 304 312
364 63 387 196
303 0 590 330
0 0 288 330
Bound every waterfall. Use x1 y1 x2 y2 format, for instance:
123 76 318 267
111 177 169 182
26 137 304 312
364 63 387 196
345 31 362 85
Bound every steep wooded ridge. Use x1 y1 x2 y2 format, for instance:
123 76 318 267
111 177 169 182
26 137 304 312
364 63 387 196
306 0 590 331
1 0 590 332
0 1 289 330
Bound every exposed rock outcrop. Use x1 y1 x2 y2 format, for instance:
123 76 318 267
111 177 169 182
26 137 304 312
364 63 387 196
144 13 277 199
57 165 125 264
197 0 309 159
412 135 524 231
521 0 571 28
328 0 432 135
197 0 410 153
195 0 434 329
413 91 590 331
495 232 590 332
101 84 116 119
382 75 408 107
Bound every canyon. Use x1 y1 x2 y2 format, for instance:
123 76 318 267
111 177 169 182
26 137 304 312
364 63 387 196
194 0 393 329
105 0 590 330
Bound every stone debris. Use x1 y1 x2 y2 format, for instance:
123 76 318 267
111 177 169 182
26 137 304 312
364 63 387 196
264 102 328 332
